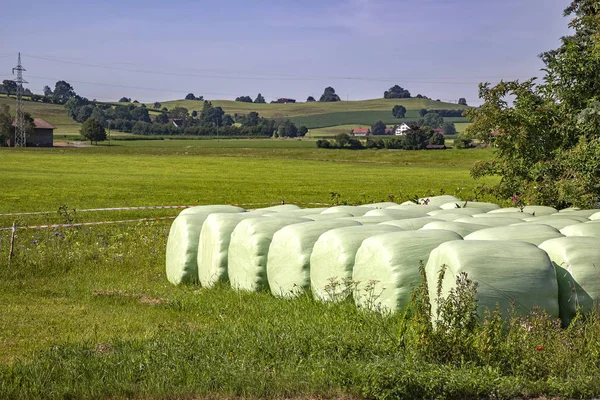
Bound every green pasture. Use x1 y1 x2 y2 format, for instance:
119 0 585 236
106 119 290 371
156 97 468 119
0 143 496 214
0 97 80 134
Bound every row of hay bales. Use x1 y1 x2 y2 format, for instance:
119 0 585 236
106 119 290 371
166 195 600 325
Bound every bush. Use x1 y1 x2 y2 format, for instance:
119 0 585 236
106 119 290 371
316 139 331 148
454 135 473 149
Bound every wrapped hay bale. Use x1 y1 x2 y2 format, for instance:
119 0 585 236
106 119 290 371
560 221 600 237
426 240 559 319
341 216 398 224
551 210 597 218
488 206 557 216
418 195 461 207
428 208 484 217
512 218 583 230
302 212 354 221
228 217 306 292
539 237 600 325
524 215 588 223
381 217 444 230
455 217 524 227
252 204 301 212
352 230 462 313
421 221 488 237
587 211 600 221
364 208 429 219
424 213 474 222
166 214 210 285
267 219 362 298
472 212 532 219
358 202 398 208
321 206 369 216
310 225 403 301
179 205 245 216
388 204 442 213
439 201 500 212
197 213 263 288
464 224 563 246
264 208 328 218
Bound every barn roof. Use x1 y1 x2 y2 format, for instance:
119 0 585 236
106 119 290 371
11 118 55 130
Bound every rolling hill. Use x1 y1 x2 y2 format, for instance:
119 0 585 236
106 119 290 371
0 96 470 135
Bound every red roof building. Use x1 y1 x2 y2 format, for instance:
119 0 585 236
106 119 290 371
352 127 371 136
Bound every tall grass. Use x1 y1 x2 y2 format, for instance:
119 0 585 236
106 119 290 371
1 222 600 399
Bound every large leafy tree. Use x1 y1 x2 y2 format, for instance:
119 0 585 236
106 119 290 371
384 85 411 99
254 93 266 103
465 0 600 208
2 80 17 97
80 117 106 144
53 81 76 104
0 104 12 145
392 104 407 118
319 87 341 102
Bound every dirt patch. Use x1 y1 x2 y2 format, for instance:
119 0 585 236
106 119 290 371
92 289 165 305
53 141 90 148
93 342 114 355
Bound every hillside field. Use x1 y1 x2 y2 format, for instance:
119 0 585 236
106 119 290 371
0 96 80 134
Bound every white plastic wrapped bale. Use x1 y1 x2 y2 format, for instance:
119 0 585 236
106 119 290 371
426 240 559 319
421 221 488 237
512 218 582 230
587 211 600 221
439 201 501 212
488 206 557 216
560 221 600 237
166 214 209 285
472 212 532 220
228 217 306 292
539 237 600 325
264 208 328 218
381 217 443 230
310 225 403 301
358 202 398 208
302 212 354 221
464 224 563 246
352 230 462 313
197 213 264 288
524 215 588 223
341 216 398 225
551 209 597 218
388 204 442 213
252 204 301 212
267 219 362 298
425 213 474 222
428 208 484 217
455 217 524 227
418 195 461 207
321 206 369 216
178 205 245 216
364 208 429 219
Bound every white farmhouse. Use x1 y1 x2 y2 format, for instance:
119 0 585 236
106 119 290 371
395 123 411 136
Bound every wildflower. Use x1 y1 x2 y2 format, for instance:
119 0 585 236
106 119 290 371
536 346 543 351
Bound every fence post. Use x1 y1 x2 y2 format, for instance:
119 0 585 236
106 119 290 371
8 222 16 266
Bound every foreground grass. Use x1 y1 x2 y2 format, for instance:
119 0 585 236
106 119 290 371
1 223 600 399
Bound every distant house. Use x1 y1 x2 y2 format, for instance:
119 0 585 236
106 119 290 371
352 127 371 136
7 118 55 147
384 128 394 135
394 123 411 136
270 98 296 104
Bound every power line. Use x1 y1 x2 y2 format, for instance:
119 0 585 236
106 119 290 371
20 53 521 85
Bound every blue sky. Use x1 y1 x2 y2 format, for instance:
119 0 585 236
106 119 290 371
1 0 571 105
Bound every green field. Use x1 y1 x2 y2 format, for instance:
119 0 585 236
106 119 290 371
2 142 600 399
0 96 81 134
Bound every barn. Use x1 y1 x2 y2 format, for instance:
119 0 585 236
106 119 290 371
8 118 55 147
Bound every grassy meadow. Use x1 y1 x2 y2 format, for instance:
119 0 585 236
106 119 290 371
4 141 598 399
0 96 80 134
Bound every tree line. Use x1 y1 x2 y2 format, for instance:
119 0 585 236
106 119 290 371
316 126 445 150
